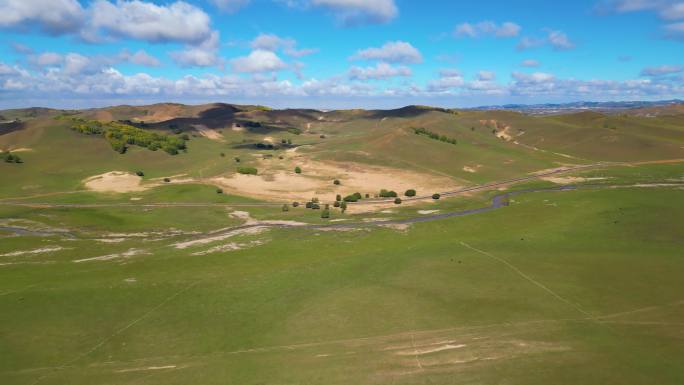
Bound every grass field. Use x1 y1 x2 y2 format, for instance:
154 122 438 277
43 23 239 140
1 104 683 384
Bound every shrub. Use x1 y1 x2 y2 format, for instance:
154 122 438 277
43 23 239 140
287 139 292 145
343 194 358 202
294 166 302 174
321 208 330 218
333 179 341 185
220 152 225 157
412 127 457 145
320 134 326 139
336 194 342 202
365 193 370 198
282 204 289 212
216 188 223 194
379 189 398 198
287 127 302 135
305 202 313 209
311 203 320 210
292 201 300 207
340 201 347 213
394 198 402 204
237 167 258 175
405 189 416 197
234 157 241 163
3 152 22 163
353 192 362 200
333 201 340 208
163 178 171 183
432 193 441 200
281 139 287 144
135 171 144 177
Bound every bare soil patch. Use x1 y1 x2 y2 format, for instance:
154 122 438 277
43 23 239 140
193 124 224 141
83 171 146 193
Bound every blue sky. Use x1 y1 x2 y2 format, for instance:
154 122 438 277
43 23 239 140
1 0 683 108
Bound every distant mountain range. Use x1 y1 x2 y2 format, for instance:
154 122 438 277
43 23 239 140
473 99 684 114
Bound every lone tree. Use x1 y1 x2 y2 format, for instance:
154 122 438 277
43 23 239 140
136 170 144 177
333 179 341 185
294 166 302 174
333 201 340 208
394 198 402 204
405 189 416 197
340 201 347 213
292 201 300 207
216 188 223 194
432 193 441 200
336 194 342 201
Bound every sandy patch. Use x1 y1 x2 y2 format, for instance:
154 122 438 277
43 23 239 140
379 223 411 231
263 136 275 143
74 248 149 263
463 165 483 173
94 238 126 243
191 240 266 256
172 226 267 249
0 246 66 257
117 365 177 373
395 344 467 356
1 147 33 153
193 125 224 141
130 197 142 201
542 176 607 184
84 171 146 193
418 210 439 215
212 158 458 203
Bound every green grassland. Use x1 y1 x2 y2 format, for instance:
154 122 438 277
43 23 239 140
1 104 683 385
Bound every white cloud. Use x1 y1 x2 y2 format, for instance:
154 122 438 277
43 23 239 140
521 59 540 67
454 21 521 38
310 0 398 26
427 69 465 92
0 0 84 34
351 41 422 64
598 1 684 40
85 0 213 44
170 31 222 68
250 33 318 57
547 30 575 50
517 30 575 51
640 64 683 76
477 70 496 81
348 62 411 80
125 50 161 67
231 50 287 72
211 0 251 13
33 52 64 67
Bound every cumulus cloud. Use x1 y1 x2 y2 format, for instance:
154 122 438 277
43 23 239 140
125 50 161 67
211 0 251 13
0 0 84 34
348 62 411 80
427 69 465 92
309 0 398 26
351 41 422 64
517 30 575 51
0 0 217 47
598 0 684 40
170 31 221 68
640 64 683 76
477 70 496 81
84 0 213 44
521 59 540 67
454 21 521 38
231 50 287 72
250 33 318 57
